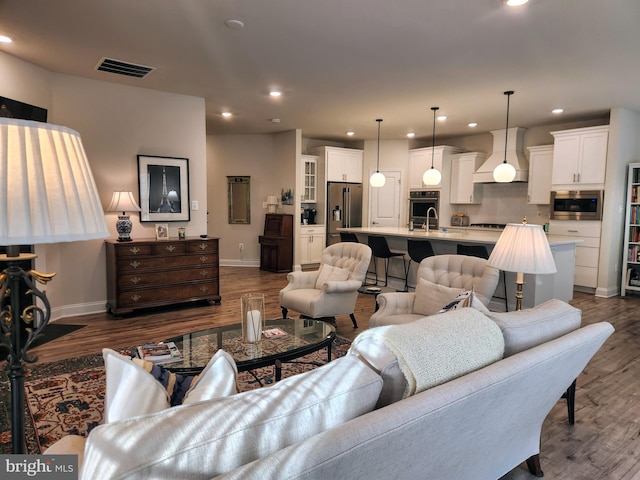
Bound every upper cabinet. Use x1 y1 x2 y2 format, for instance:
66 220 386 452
310 146 363 183
409 146 461 190
450 152 485 204
551 126 609 190
301 154 319 203
527 145 553 204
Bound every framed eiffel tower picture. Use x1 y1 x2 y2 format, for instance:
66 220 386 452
138 155 190 222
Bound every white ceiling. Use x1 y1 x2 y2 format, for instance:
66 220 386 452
0 0 638 141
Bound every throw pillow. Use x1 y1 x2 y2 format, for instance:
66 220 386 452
81 355 383 479
315 263 350 289
183 349 238 404
413 277 462 316
437 290 472 313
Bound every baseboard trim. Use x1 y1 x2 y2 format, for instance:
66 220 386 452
595 286 620 298
50 300 106 322
220 259 260 267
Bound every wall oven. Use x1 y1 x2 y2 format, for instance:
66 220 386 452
550 190 604 221
409 190 439 228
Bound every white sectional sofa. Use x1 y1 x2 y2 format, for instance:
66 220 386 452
47 302 613 480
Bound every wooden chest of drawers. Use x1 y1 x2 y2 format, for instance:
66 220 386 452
105 237 221 315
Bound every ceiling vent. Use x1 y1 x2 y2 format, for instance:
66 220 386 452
95 58 155 78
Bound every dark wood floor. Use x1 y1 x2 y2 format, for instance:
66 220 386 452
20 267 640 478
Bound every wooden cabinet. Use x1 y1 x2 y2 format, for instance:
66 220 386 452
409 146 461 190
301 155 319 203
527 145 553 204
310 146 363 183
621 163 640 296
106 237 221 315
300 225 326 265
449 152 485 204
551 126 609 189
549 220 601 289
259 214 294 273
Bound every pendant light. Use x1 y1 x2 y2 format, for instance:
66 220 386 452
422 107 442 186
493 90 517 183
370 118 386 187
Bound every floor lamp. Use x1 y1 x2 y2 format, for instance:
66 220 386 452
0 117 108 453
487 219 556 311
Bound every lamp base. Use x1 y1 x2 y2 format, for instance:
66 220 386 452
115 214 133 242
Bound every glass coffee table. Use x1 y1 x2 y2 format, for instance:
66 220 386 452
161 318 336 381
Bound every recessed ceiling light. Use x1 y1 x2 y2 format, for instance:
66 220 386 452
552 108 564 114
437 115 447 121
346 131 355 136
406 132 416 138
221 112 233 118
468 122 478 128
225 19 245 30
503 0 529 6
269 90 282 97
0 35 13 43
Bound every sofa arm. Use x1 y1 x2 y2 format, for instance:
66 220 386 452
369 292 416 324
487 299 582 357
323 279 361 294
43 435 86 471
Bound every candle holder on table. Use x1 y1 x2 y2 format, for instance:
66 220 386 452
241 293 265 343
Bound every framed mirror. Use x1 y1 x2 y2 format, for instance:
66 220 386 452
228 176 250 224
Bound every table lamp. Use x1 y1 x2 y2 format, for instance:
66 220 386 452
0 117 108 453
107 191 141 241
487 218 556 311
266 194 278 214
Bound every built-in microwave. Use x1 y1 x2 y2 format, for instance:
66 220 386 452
550 190 604 221
408 190 439 228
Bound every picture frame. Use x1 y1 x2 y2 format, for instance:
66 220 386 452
138 155 190 222
155 223 169 240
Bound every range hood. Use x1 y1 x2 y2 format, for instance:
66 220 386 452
473 127 529 183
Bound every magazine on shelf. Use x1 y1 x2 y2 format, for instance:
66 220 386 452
137 341 183 364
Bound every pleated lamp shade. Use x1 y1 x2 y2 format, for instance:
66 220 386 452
0 117 109 245
487 222 556 275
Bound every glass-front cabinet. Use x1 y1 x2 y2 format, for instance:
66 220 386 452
302 155 318 203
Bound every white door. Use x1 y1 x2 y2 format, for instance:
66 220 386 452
370 169 402 227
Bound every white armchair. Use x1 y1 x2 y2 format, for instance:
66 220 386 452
369 254 499 328
280 242 372 328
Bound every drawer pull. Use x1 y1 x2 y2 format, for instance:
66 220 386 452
130 276 141 285
130 261 141 269
129 247 140 255
198 243 208 250
200 286 209 293
200 270 209 277
130 294 141 302
568 230 578 233
166 245 176 252
199 256 208 263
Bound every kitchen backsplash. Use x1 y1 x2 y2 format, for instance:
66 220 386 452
451 182 550 226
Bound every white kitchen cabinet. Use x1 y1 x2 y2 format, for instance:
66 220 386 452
550 126 609 190
549 220 601 289
299 225 326 265
527 145 553 204
301 155 319 203
310 146 363 183
449 152 485 204
409 146 461 190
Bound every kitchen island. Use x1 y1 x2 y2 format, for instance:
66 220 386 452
340 226 581 311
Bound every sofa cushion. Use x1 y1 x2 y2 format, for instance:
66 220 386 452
81 354 382 480
350 308 504 405
315 263 350 289
413 278 462 316
486 299 582 356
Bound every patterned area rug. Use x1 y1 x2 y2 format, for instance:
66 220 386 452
0 337 351 454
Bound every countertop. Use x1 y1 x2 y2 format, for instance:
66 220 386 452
337 226 582 246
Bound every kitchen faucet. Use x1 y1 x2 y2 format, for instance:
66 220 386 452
425 207 438 235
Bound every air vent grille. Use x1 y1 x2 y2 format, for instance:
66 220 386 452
96 58 155 78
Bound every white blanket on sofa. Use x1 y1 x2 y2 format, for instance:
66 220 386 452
359 308 505 397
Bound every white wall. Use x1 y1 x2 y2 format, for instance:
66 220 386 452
0 51 208 319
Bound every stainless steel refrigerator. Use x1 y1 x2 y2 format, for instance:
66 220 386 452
326 182 363 245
